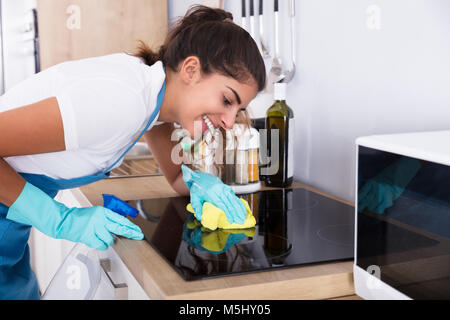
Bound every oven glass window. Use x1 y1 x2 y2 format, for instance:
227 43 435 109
357 146 450 299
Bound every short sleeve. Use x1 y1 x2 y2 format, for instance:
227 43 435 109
55 78 143 151
149 118 165 129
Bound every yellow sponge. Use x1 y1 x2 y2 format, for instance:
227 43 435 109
186 198 256 231
185 218 256 252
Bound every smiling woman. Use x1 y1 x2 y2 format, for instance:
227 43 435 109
140 5 266 195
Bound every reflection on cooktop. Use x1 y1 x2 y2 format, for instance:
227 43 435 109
129 188 355 280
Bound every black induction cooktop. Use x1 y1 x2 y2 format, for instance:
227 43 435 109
128 188 355 280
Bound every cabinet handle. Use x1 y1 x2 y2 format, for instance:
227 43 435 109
32 8 40 73
100 259 128 300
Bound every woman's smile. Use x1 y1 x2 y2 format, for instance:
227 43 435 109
202 114 216 133
194 114 217 134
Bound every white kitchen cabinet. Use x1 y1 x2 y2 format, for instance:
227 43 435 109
29 188 149 300
95 245 149 300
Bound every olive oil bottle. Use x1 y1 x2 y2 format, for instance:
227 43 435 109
264 82 294 187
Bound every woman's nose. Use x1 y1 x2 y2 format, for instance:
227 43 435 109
220 111 237 130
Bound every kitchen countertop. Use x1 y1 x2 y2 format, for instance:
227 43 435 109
80 176 361 300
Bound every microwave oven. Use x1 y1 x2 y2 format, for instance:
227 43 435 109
354 130 450 300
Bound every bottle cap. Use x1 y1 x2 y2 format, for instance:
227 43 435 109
274 82 287 101
225 129 235 151
233 124 250 150
203 129 219 150
248 128 260 149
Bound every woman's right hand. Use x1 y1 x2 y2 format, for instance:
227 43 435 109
181 165 247 224
7 182 143 250
60 205 144 250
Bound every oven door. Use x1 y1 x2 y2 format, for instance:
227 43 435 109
355 145 450 300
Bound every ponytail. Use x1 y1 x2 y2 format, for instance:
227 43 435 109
134 41 160 67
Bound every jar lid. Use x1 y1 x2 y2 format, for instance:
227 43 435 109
203 129 220 149
248 128 260 148
225 129 235 150
203 142 215 165
274 82 287 100
233 124 250 150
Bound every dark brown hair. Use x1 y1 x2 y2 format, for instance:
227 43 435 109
135 5 266 92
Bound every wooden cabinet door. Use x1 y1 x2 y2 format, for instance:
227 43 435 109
37 0 167 70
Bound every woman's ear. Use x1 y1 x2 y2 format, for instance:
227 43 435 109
179 56 202 85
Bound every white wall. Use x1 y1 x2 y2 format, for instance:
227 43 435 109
169 0 450 202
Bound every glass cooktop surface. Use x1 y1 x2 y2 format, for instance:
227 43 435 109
128 188 355 280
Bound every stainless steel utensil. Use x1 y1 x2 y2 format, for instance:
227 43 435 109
249 0 256 40
259 0 270 58
268 0 284 84
281 0 296 83
241 0 247 31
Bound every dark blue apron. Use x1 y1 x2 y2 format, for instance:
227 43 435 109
0 81 165 299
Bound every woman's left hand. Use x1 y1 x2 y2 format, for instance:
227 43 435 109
181 165 246 224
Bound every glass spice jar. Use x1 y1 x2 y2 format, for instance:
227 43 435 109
224 129 235 184
234 124 249 185
248 128 260 183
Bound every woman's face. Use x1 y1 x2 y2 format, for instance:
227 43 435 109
175 57 259 138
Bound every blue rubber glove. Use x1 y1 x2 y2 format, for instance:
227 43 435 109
358 157 421 214
6 182 144 250
181 165 246 224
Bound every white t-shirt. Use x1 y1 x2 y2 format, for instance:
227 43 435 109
1 53 166 179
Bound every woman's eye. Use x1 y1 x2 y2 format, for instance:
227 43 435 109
223 96 232 107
